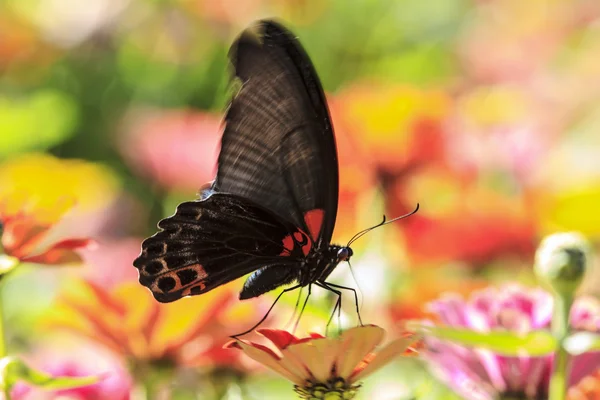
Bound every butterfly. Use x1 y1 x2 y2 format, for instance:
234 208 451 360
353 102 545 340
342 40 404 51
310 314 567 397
133 20 415 331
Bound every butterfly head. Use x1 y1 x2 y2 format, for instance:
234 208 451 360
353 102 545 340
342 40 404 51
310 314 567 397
336 246 353 263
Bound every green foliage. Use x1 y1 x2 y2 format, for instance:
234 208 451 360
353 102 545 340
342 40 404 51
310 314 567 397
0 356 98 396
410 323 558 356
0 90 78 157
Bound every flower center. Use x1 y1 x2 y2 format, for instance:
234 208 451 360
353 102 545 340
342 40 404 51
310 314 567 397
500 391 546 400
294 377 361 400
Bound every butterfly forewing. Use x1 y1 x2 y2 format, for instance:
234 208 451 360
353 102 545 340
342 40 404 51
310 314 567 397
214 20 339 246
134 193 300 302
134 20 342 303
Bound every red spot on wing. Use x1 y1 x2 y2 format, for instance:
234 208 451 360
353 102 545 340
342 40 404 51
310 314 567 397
280 231 312 257
281 235 294 256
300 239 311 256
304 209 325 241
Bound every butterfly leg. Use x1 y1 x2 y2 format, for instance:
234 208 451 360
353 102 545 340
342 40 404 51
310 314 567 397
321 281 363 327
316 281 342 336
230 284 302 338
284 286 304 330
292 284 312 334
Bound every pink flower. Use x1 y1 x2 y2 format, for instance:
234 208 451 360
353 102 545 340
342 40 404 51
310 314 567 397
79 237 141 288
422 284 600 400
226 326 420 399
10 345 132 400
119 109 221 193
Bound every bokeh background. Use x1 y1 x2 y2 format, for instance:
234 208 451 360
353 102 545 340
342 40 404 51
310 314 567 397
1 0 600 398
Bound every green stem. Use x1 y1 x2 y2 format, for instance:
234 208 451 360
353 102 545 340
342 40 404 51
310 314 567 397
0 281 6 359
549 293 573 400
0 279 10 400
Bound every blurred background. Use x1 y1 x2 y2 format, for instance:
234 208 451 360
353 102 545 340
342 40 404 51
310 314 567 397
1 0 600 398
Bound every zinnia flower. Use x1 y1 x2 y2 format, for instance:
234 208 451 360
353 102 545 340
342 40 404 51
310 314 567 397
0 154 118 266
47 279 261 371
226 325 419 399
119 109 221 193
333 83 449 174
391 167 536 266
568 368 600 400
421 284 600 400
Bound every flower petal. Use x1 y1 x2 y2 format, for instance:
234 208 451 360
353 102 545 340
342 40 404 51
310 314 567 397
351 335 417 381
336 326 384 379
258 329 301 350
234 341 305 385
310 337 340 382
20 238 94 265
2 218 49 259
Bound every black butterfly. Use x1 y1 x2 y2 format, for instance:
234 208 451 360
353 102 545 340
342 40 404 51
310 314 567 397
133 20 415 333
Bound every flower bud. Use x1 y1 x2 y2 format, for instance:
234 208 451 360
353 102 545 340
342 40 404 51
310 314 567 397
534 232 590 297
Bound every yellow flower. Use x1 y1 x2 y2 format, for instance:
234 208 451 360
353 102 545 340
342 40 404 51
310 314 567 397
0 153 118 266
0 153 119 224
227 325 420 399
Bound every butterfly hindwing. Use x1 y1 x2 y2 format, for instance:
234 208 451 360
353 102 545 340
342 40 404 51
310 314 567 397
134 193 303 303
214 20 339 247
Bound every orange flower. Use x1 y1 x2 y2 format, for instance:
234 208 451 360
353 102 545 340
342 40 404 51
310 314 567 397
0 154 118 267
226 325 419 399
333 83 450 174
389 272 488 323
48 280 260 371
389 166 536 265
328 97 378 243
1 211 92 266
569 368 600 400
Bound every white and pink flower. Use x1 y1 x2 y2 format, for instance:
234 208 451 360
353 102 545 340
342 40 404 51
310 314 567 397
422 284 600 400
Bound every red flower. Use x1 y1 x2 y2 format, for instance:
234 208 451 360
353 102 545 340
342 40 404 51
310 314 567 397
1 210 93 266
389 166 536 265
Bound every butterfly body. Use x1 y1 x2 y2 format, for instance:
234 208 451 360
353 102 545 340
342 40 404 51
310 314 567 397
134 20 351 305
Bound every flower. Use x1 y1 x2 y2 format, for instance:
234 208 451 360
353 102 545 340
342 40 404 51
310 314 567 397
421 284 600 400
0 154 119 266
391 166 536 266
78 237 142 289
333 83 449 174
119 109 221 193
568 368 600 400
0 211 93 266
47 279 262 371
10 343 132 400
226 325 420 399
389 272 488 322
534 232 590 297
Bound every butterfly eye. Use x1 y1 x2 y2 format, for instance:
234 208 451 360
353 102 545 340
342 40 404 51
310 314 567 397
337 247 352 261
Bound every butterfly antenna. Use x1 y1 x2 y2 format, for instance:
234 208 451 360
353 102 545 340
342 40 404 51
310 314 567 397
347 203 420 247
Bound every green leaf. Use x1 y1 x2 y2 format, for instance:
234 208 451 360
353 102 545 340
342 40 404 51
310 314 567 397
0 90 78 157
409 323 558 356
0 356 99 393
564 332 600 355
